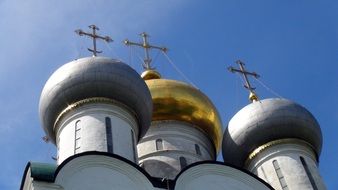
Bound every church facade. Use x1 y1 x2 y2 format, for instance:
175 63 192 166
20 29 326 190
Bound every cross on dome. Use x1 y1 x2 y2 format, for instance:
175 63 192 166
124 32 167 70
228 60 260 102
75 25 113 57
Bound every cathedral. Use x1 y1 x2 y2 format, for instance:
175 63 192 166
20 26 326 190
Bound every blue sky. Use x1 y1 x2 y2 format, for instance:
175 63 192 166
0 0 337 189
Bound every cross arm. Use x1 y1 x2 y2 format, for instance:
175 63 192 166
96 35 113 42
75 29 92 37
124 39 143 47
75 30 112 42
124 39 167 52
148 44 168 52
228 66 260 78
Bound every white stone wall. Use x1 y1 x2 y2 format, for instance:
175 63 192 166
246 142 326 190
22 155 272 190
31 181 63 190
55 155 154 190
56 102 138 164
175 163 271 190
137 120 215 179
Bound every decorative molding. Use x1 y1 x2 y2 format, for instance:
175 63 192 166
246 138 317 164
53 97 137 132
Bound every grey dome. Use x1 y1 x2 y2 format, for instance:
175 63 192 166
222 98 322 167
39 57 152 144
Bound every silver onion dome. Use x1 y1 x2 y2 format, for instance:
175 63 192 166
222 98 322 167
39 57 152 144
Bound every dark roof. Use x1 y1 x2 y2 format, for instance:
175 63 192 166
30 162 56 182
20 162 56 190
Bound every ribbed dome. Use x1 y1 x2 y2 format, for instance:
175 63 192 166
145 77 223 153
222 98 322 167
39 57 152 144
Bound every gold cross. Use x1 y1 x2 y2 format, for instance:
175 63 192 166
75 25 113 56
228 60 260 102
124 32 167 70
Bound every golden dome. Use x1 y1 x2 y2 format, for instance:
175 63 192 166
141 69 161 80
145 77 223 152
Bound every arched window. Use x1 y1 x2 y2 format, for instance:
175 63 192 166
74 120 81 154
179 157 187 169
155 139 163 150
105 117 113 153
300 156 318 190
272 160 288 190
195 144 201 155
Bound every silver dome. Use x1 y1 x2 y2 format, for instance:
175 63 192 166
39 57 152 144
222 98 322 167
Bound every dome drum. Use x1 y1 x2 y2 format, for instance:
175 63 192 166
245 138 317 165
53 97 138 131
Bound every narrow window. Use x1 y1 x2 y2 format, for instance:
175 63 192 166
179 157 187 169
260 167 269 182
105 117 113 153
195 144 201 155
131 129 136 162
57 136 60 151
74 120 81 154
300 156 318 190
273 160 289 190
57 136 60 161
156 139 163 150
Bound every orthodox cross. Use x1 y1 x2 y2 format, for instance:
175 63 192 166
124 32 167 70
228 60 260 102
75 25 113 56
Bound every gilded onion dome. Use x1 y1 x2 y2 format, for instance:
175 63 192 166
142 70 223 152
39 57 152 144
